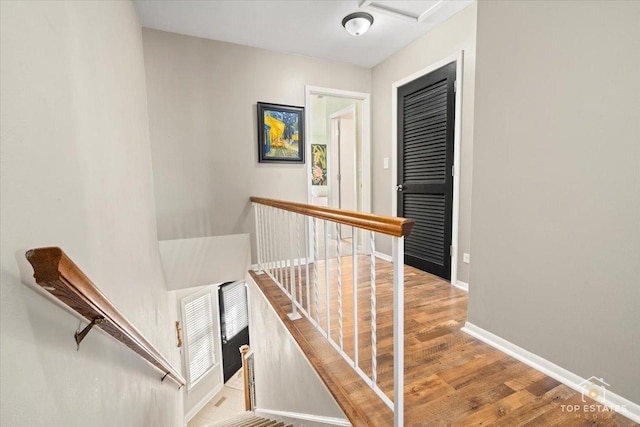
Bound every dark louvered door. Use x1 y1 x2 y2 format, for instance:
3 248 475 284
398 61 456 280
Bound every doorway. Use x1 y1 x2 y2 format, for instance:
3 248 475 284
396 61 456 280
330 104 357 239
218 281 249 383
306 86 371 257
306 86 371 215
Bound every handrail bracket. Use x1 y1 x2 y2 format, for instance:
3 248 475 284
74 317 105 350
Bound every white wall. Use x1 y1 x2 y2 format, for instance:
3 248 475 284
469 0 640 404
140 29 371 262
246 276 348 422
371 3 477 283
0 2 182 426
159 235 251 290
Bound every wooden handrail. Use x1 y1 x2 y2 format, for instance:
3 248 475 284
250 197 415 238
25 247 186 387
240 344 252 411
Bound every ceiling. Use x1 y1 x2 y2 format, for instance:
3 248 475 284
133 0 474 68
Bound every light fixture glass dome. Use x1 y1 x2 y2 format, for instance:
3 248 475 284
342 12 374 37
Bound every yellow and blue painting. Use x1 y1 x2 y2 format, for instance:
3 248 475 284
258 102 304 163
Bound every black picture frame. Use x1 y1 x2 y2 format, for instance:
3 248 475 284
257 102 305 163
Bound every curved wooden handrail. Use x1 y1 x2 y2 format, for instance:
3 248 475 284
250 197 415 238
25 247 185 387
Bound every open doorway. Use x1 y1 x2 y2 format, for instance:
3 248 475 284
306 86 370 214
306 86 371 257
330 104 356 239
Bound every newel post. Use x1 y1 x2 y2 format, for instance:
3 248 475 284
240 344 253 411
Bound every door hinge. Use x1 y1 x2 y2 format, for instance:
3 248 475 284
452 165 455 177
454 80 457 92
450 245 453 256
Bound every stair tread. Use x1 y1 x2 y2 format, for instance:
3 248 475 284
204 413 260 427
248 420 278 427
203 412 298 427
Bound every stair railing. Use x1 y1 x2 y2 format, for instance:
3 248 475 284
250 197 414 427
240 344 256 411
25 247 185 387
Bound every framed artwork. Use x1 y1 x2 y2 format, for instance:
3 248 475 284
311 144 327 186
257 102 305 163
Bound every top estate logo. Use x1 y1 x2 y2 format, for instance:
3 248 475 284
560 376 628 416
579 376 609 403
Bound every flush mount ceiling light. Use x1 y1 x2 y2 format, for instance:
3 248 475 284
342 12 374 36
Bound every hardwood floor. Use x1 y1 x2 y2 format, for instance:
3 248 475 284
249 256 636 427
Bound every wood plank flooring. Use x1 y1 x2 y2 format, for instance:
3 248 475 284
249 256 636 427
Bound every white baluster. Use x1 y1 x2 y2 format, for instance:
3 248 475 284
313 218 320 326
257 205 264 274
370 231 377 386
288 211 299 319
305 216 311 314
392 236 405 427
352 226 358 368
324 220 330 339
336 223 343 351
279 209 286 289
260 205 267 274
270 207 277 284
266 207 273 277
271 208 281 286
281 210 288 292
253 204 262 273
296 214 303 306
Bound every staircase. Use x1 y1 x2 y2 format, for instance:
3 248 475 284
206 412 295 427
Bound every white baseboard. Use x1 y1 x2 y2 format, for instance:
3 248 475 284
453 280 468 291
255 408 351 426
373 251 392 262
184 382 224 424
462 322 640 424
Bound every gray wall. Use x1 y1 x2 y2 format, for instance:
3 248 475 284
246 277 348 422
469 0 640 403
370 3 477 283
141 29 371 262
0 1 182 425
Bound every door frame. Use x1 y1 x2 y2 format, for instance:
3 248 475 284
305 86 371 216
391 50 464 285
329 104 357 212
329 104 357 240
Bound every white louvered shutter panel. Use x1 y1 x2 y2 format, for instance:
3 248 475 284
183 291 215 388
221 282 248 341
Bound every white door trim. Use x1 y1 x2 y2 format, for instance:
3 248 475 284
305 85 371 215
391 50 464 285
329 104 357 212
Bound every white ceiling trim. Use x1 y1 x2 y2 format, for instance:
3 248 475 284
360 0 445 23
